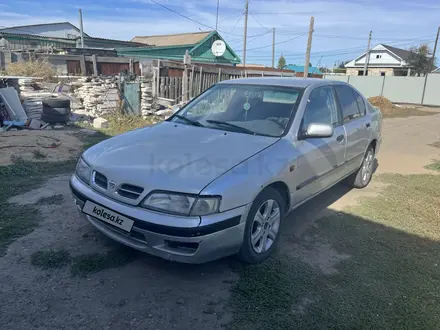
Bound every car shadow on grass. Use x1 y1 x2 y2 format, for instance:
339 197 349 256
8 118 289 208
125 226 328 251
228 173 440 330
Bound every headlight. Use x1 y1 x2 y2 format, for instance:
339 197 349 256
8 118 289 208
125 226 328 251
142 192 221 216
76 157 91 184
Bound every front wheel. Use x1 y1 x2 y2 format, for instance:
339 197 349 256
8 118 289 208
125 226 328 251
345 146 375 188
237 187 284 263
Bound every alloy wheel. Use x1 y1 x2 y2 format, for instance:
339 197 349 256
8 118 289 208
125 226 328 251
361 150 374 182
250 199 281 254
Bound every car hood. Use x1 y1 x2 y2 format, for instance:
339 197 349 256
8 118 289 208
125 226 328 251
83 122 279 195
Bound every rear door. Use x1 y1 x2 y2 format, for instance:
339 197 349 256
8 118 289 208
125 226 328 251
293 86 346 204
334 85 371 174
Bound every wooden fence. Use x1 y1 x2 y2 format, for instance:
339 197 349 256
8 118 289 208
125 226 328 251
152 60 296 103
158 77 183 100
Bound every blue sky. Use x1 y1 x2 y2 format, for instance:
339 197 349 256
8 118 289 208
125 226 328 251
0 0 439 67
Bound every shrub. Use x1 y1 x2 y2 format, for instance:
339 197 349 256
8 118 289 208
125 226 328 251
5 58 55 80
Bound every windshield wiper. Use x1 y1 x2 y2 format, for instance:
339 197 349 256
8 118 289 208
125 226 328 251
205 120 256 135
174 114 204 127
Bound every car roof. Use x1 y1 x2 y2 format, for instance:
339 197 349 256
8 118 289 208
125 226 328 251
217 77 339 88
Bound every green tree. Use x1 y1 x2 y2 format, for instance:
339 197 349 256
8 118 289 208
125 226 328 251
338 60 349 69
407 44 432 76
277 55 286 69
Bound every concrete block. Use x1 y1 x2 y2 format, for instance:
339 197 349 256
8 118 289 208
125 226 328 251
93 117 109 129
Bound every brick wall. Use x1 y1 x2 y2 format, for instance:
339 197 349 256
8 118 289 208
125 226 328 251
346 68 358 76
346 67 396 76
368 68 394 76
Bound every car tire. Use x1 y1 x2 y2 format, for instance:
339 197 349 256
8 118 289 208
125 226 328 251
42 97 71 108
41 113 70 124
345 146 375 189
237 187 285 264
42 106 71 116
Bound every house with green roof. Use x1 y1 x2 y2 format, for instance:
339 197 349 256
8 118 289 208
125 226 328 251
116 31 241 65
285 64 323 75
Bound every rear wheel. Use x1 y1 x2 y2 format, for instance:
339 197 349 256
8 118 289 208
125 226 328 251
345 146 375 188
237 187 284 263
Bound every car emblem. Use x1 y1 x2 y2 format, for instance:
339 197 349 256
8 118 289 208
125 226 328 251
108 181 116 189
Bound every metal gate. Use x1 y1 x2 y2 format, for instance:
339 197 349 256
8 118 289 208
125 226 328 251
123 82 140 115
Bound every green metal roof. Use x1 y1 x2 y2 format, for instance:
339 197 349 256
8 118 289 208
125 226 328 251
116 31 241 65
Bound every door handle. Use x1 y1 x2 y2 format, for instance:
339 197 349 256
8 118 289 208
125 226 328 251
366 123 371 128
336 135 344 142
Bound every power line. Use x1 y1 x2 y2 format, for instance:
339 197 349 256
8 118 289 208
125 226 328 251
226 30 274 44
315 34 436 41
244 37 436 59
229 13 244 34
236 32 308 52
116 38 436 63
249 13 271 31
149 0 245 38
149 0 213 30
217 13 243 25
247 30 273 43
248 5 432 15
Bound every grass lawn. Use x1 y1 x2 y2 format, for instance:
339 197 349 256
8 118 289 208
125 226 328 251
77 114 159 137
229 174 440 330
425 160 440 172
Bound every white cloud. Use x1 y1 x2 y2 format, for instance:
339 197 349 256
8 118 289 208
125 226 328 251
0 0 437 66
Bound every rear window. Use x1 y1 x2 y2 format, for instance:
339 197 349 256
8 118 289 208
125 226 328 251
334 85 364 122
263 90 299 104
353 90 366 115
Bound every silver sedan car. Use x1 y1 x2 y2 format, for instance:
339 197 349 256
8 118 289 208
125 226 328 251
70 78 382 264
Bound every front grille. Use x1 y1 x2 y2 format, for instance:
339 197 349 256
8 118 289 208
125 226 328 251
93 171 107 190
117 184 144 200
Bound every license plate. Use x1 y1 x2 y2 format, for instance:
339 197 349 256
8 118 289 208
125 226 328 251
82 201 134 232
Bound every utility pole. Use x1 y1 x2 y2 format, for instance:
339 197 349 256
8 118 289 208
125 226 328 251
363 30 372 76
242 0 249 67
215 0 220 31
431 26 440 71
304 16 314 78
272 27 276 68
78 9 85 48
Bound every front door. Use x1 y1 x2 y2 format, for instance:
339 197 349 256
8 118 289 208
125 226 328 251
334 85 371 173
293 86 346 205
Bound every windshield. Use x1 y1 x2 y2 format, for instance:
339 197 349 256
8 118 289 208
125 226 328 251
170 84 302 137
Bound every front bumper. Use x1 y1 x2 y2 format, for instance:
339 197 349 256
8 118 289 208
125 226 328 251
70 175 247 264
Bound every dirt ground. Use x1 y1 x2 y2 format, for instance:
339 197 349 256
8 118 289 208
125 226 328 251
1 113 440 329
368 96 439 118
0 130 83 166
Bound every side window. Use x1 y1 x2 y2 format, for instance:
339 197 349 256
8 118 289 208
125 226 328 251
302 86 339 130
334 85 363 122
353 90 366 115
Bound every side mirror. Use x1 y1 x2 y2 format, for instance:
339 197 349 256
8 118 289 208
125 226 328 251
300 123 334 139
